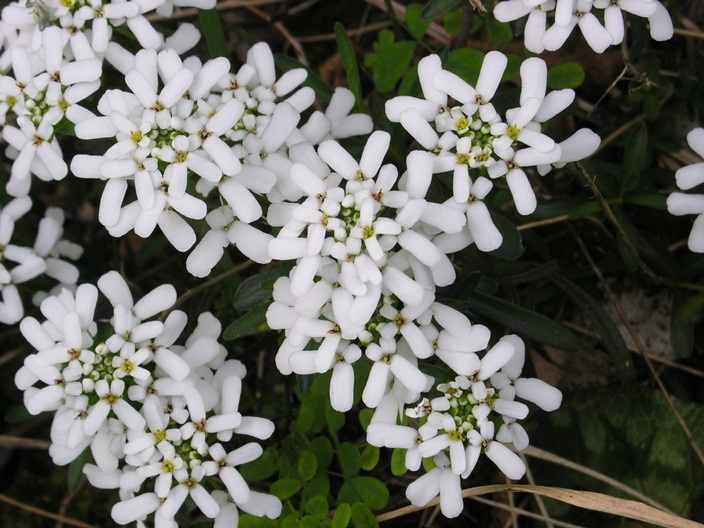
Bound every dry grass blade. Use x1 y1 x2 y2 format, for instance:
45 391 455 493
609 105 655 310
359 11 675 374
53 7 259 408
377 484 704 528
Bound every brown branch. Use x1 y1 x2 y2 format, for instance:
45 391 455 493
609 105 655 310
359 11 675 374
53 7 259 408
0 435 51 449
568 223 704 469
517 215 570 231
0 493 97 528
245 5 309 66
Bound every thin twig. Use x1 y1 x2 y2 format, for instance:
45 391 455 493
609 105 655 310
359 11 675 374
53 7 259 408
594 114 646 155
517 215 570 231
561 320 704 379
568 224 704 469
522 446 674 513
56 478 88 528
296 21 391 43
591 64 629 113
573 163 661 283
0 493 97 528
0 435 51 449
0 346 24 367
164 259 255 317
469 496 586 528
245 5 309 65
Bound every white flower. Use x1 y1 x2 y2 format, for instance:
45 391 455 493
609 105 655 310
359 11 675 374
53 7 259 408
668 128 704 252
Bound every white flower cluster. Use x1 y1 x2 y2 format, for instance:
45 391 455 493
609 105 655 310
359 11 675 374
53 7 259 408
367 335 562 518
667 128 704 253
15 271 282 527
493 0 674 54
0 196 81 324
386 52 600 250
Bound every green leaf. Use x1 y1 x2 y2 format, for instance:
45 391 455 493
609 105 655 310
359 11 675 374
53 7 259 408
620 123 649 196
299 451 318 481
359 409 374 431
305 496 329 520
301 516 321 528
360 445 380 471
306 474 331 500
501 261 560 284
233 268 289 310
670 293 704 358
197 8 228 59
443 10 464 36
352 477 389 510
334 23 364 111
223 302 270 340
547 62 585 89
623 193 667 210
337 443 361 476
275 55 334 104
351 503 379 528
332 503 352 528
391 448 408 476
271 478 302 500
310 437 334 470
421 0 463 21
488 212 524 261
463 291 580 351
239 514 280 528
239 448 278 481
367 30 417 93
405 3 431 40
4 405 34 423
485 17 513 49
551 274 635 381
325 402 345 431
67 447 92 492
445 48 485 86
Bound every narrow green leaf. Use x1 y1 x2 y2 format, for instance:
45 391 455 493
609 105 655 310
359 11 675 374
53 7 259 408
275 54 334 104
360 445 380 470
352 477 389 510
621 123 649 196
501 261 560 284
488 212 524 261
551 274 635 381
351 503 379 528
623 193 667 210
299 451 318 481
405 3 432 40
270 478 302 500
547 62 585 89
337 443 361 476
197 9 229 59
463 291 580 351
332 503 352 528
68 447 92 492
421 0 464 21
223 302 270 340
233 268 288 310
670 293 704 358
334 23 364 111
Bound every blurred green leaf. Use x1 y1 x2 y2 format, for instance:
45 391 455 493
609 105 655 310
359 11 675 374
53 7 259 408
621 123 649 196
305 496 329 520
360 445 380 470
359 408 374 431
488 212 524 261
271 478 302 500
445 48 485 86
334 22 364 111
197 8 228 58
551 274 635 381
233 268 289 310
421 0 463 21
547 62 585 89
332 503 352 528
405 3 431 40
463 291 580 351
391 448 408 476
223 302 270 340
486 17 513 49
351 503 379 528
352 477 389 510
337 443 361 476
365 30 416 93
325 402 345 431
623 194 667 210
299 451 318 481
443 10 464 36
670 293 704 358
